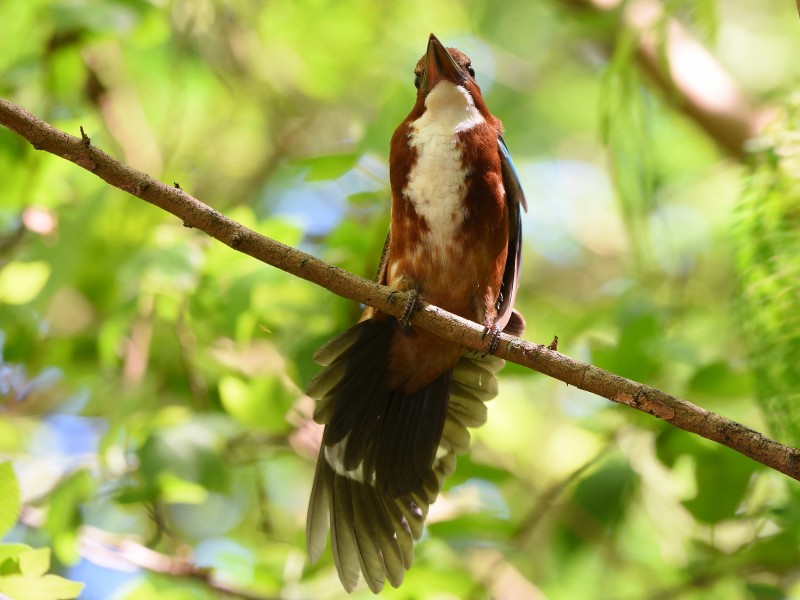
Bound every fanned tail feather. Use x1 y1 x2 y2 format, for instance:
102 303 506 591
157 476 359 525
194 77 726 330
305 319 505 592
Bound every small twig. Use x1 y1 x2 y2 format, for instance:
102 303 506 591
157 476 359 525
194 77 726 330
513 444 612 548
0 219 26 259
0 97 798 482
17 507 278 600
79 125 90 146
77 526 280 600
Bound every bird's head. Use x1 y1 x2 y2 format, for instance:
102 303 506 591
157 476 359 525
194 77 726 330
409 33 494 122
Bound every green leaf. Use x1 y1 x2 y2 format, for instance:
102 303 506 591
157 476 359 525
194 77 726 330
674 443 758 523
428 513 515 542
0 463 20 539
0 544 31 564
737 531 800 572
746 583 785 600
219 375 293 432
0 544 30 575
157 473 209 505
138 420 231 495
113 483 159 505
591 301 663 382
45 470 93 538
0 573 84 600
688 361 753 398
656 427 760 523
17 548 50 577
0 261 50 304
572 458 637 528
443 455 513 489
44 470 94 564
296 153 358 181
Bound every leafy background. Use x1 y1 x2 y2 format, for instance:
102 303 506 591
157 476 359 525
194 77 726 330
1 0 800 598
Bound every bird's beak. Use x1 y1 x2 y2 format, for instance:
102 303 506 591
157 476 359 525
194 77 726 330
420 33 464 93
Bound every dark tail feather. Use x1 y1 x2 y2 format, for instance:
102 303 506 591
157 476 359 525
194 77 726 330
305 318 504 591
350 481 403 589
306 447 333 565
330 473 361 592
372 369 451 497
308 456 418 592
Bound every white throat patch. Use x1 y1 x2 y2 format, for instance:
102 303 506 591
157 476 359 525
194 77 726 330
404 82 485 263
419 82 484 133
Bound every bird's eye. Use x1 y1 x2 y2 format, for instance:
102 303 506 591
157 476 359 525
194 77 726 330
466 65 476 78
414 74 421 89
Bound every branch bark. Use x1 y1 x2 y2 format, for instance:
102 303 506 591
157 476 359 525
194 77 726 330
1 97 798 481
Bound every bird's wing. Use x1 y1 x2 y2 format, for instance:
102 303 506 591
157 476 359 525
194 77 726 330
496 136 526 335
358 231 391 322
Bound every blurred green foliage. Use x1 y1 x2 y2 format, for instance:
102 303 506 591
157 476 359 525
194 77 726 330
2 0 800 598
0 463 83 599
736 98 800 447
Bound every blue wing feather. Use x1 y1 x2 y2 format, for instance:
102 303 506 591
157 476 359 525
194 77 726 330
496 136 526 335
499 136 527 212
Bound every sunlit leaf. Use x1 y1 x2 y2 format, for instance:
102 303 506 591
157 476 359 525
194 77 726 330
17 548 50 578
0 573 83 600
1 1 799 598
219 375 293 432
157 472 209 505
0 261 50 305
0 463 20 539
0 544 30 573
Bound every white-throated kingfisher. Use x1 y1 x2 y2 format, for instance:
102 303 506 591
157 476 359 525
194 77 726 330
305 33 527 593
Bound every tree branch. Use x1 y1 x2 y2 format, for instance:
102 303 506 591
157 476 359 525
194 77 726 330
18 506 278 600
560 0 774 158
1 97 798 482
78 526 278 600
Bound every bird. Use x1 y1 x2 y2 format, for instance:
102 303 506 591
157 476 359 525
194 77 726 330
305 33 527 593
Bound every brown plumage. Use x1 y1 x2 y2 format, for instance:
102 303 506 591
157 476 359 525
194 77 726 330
305 33 526 592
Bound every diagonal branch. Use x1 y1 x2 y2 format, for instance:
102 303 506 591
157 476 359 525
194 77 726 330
18 507 278 600
559 0 774 159
78 525 278 600
1 97 798 481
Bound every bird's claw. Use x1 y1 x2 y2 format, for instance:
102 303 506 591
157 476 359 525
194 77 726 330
398 290 421 329
481 324 501 357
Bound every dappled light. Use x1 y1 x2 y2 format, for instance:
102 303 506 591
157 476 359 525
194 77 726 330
2 0 800 598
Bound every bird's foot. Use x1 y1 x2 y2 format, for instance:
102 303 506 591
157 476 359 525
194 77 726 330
398 290 421 330
481 324 501 357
